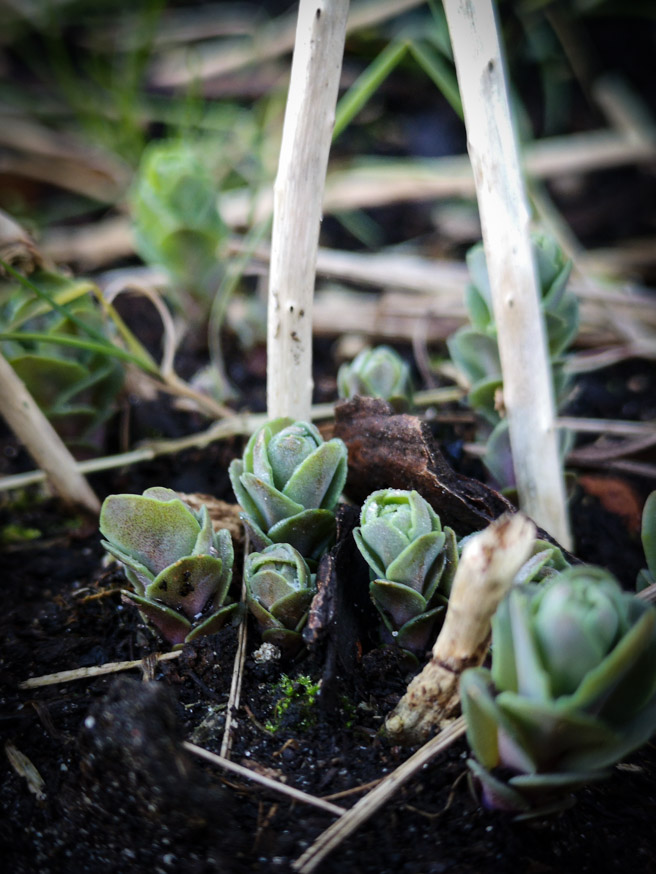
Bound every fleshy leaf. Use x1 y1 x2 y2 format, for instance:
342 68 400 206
239 472 304 529
186 602 243 642
146 554 226 620
121 591 191 648
283 440 347 511
100 493 200 576
385 531 446 591
370 579 427 627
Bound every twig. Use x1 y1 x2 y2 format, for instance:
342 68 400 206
151 0 427 88
0 351 100 513
267 0 349 421
220 536 250 760
183 741 346 817
443 0 571 549
292 716 466 873
19 651 182 689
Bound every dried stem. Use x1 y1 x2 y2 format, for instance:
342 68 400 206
443 0 572 548
384 513 536 745
292 716 466 874
19 651 181 689
183 741 345 817
267 0 349 420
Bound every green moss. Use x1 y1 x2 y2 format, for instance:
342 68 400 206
265 674 320 733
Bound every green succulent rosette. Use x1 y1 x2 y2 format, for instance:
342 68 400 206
229 418 348 564
447 234 578 490
100 487 239 648
353 489 458 654
337 345 413 412
461 566 656 817
245 543 316 656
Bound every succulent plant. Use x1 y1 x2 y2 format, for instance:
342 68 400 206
637 490 656 590
460 566 656 817
447 234 578 489
100 487 239 647
245 543 316 655
337 345 413 411
229 418 348 565
353 488 458 654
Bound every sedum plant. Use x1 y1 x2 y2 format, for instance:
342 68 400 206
337 345 413 411
447 234 578 489
100 487 239 648
245 543 316 655
461 566 656 817
229 418 348 565
354 488 458 654
637 490 656 590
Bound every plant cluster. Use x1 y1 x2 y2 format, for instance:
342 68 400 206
447 234 578 489
461 566 656 816
354 488 457 655
100 487 239 648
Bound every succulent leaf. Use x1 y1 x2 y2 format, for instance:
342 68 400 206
100 493 201 577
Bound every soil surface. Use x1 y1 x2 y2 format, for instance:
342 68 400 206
1 394 655 874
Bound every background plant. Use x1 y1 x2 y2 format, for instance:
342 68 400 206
337 345 414 412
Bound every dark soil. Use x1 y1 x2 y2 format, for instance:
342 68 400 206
1 402 655 874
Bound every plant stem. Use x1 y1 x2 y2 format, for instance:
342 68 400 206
443 0 572 548
267 0 350 421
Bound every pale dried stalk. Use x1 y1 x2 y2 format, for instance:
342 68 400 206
293 716 467 874
0 352 100 513
267 0 349 421
152 0 426 88
443 0 571 549
183 741 345 817
385 513 536 745
219 534 250 760
19 651 181 689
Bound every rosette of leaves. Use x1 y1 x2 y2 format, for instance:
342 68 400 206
353 489 458 654
245 543 316 655
447 234 578 489
1 281 123 450
229 418 348 565
100 487 239 648
461 566 656 817
131 140 227 304
637 490 656 590
337 345 413 411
